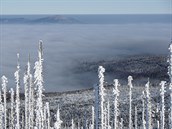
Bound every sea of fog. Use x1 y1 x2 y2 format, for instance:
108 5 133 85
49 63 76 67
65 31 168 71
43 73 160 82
0 17 171 92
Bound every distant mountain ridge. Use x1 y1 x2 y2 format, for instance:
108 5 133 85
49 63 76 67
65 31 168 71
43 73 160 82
0 15 81 24
0 14 171 24
31 15 81 24
0 17 28 24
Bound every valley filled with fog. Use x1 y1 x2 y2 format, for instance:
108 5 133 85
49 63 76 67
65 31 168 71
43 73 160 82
0 15 171 91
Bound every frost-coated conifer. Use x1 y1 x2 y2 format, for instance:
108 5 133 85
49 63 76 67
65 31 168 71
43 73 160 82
77 120 80 129
43 104 46 128
128 76 133 129
134 106 137 129
91 106 94 129
2 76 8 129
145 80 152 129
14 53 21 129
28 72 34 129
84 111 88 129
54 105 62 129
120 118 123 129
0 91 4 128
71 119 75 129
95 66 105 129
25 56 34 129
44 102 50 129
113 79 120 129
157 120 160 129
21 113 25 129
24 59 31 129
168 43 172 129
98 66 105 129
94 83 99 129
29 73 34 129
142 91 146 129
160 81 166 129
9 88 14 129
104 106 107 129
34 41 44 129
107 100 110 129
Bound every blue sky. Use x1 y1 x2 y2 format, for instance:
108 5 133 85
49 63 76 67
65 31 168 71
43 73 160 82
0 0 171 14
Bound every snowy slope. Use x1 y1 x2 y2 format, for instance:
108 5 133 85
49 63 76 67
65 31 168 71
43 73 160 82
38 84 169 127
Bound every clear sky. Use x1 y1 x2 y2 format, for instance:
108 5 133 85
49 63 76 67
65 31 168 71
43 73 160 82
0 0 171 14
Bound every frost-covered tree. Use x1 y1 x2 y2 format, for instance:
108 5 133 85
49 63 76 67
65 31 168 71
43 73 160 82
156 104 160 129
107 100 110 129
113 79 120 129
9 88 14 129
160 81 166 129
98 66 106 129
128 76 133 129
2 76 8 129
0 91 4 128
28 70 34 129
168 43 172 129
120 118 123 129
28 73 34 129
157 120 160 129
77 120 81 129
14 53 21 129
134 106 137 129
95 66 105 129
43 104 46 128
142 91 146 129
54 105 62 129
104 106 107 129
91 106 94 129
24 59 31 129
44 102 50 129
145 80 152 129
83 111 88 129
34 41 44 128
71 119 75 129
21 113 25 129
24 56 34 129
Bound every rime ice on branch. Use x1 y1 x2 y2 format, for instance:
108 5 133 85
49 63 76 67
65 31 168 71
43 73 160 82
142 91 146 129
128 76 133 129
1 76 8 129
168 43 172 129
34 40 44 129
145 80 152 129
134 106 138 129
25 55 35 129
113 79 120 129
0 91 3 128
95 66 105 129
14 53 21 129
71 119 75 129
54 105 62 129
107 100 110 129
44 102 50 129
160 81 166 129
9 88 14 129
24 57 31 129
91 106 94 129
